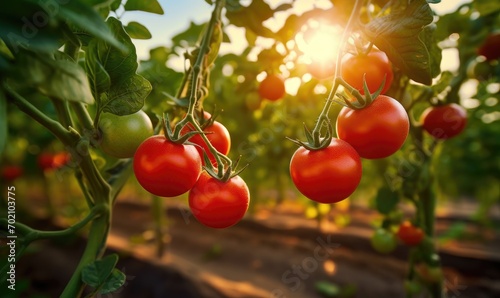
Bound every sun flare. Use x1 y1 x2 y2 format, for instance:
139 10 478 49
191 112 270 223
296 20 343 64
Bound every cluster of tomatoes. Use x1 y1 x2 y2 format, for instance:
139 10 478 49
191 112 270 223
1 151 71 182
371 221 425 254
290 49 409 204
119 112 249 229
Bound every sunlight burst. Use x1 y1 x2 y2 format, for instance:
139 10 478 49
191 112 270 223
296 21 343 64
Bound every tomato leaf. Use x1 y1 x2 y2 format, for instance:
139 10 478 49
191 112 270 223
0 90 7 156
0 1 65 54
101 74 152 115
363 0 434 85
124 0 164 15
12 50 94 104
226 0 277 40
99 268 126 294
57 0 125 52
85 40 111 97
374 186 399 215
420 24 442 79
171 22 206 48
81 254 119 288
92 17 137 86
125 21 152 40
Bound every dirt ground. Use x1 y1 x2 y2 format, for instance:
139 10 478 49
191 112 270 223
9 200 500 298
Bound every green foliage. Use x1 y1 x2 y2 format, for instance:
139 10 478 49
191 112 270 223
125 21 153 40
86 17 151 116
82 254 126 294
364 0 436 85
124 0 164 15
375 187 400 215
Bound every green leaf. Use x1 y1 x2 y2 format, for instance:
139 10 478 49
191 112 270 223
0 90 7 156
100 268 126 294
102 74 152 115
56 0 126 52
13 51 94 104
421 24 441 79
374 187 399 215
90 17 137 86
110 0 122 11
81 254 119 288
124 0 164 15
125 21 152 39
226 0 277 39
0 1 65 54
171 22 206 48
364 0 434 85
86 39 111 97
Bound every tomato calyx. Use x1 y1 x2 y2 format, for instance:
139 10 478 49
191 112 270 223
287 116 334 151
336 74 387 110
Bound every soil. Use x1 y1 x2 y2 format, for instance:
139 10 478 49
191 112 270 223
7 201 500 298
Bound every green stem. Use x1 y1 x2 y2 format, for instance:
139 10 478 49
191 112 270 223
60 211 111 298
311 0 363 136
71 102 94 132
152 195 166 258
51 98 74 129
3 83 73 145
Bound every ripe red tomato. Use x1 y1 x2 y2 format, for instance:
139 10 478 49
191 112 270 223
1 165 23 181
397 221 424 246
371 228 397 254
421 104 467 140
336 95 409 159
258 74 286 101
341 49 393 94
478 33 500 61
289 139 362 204
133 136 202 197
53 152 71 169
38 153 55 171
182 116 231 165
189 172 250 228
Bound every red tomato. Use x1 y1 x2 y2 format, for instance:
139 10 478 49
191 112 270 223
397 221 424 246
53 152 71 169
37 153 55 171
289 139 362 204
258 74 286 101
336 95 409 159
182 118 231 165
189 172 250 228
341 49 393 94
1 166 23 181
133 135 202 197
478 33 500 61
421 104 467 140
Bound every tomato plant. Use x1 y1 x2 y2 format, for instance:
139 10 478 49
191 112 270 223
189 172 250 228
133 136 202 197
397 221 424 246
99 110 154 158
307 61 336 80
258 73 286 101
421 103 467 140
289 139 362 204
336 95 409 159
181 114 231 165
370 228 397 254
341 49 394 94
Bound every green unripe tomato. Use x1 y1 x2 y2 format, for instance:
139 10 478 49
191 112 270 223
371 228 397 254
99 110 153 158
